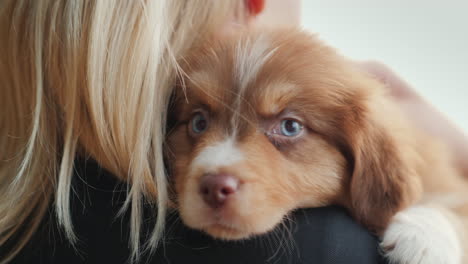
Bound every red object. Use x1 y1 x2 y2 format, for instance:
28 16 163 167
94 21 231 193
247 0 265 15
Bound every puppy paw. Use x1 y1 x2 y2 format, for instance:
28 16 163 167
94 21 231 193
381 206 462 264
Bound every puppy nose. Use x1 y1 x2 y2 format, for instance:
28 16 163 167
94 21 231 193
199 174 239 209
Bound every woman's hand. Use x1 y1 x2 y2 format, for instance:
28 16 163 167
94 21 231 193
359 61 468 177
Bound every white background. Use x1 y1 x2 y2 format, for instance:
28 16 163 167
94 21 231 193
301 0 468 133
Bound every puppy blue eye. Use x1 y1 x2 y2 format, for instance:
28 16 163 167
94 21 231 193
280 119 303 137
191 112 208 134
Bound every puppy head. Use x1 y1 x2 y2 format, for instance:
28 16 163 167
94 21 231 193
166 29 418 239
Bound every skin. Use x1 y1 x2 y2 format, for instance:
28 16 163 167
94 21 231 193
223 0 468 177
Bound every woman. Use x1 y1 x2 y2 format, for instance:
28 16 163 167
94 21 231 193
1 0 466 263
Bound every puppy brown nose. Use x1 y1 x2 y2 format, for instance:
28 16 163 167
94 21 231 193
199 174 239 209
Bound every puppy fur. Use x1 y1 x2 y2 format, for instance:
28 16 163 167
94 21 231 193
166 29 468 263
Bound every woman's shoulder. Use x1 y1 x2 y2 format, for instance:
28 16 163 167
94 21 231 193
12 159 386 264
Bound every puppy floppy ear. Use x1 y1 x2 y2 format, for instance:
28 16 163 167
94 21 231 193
344 96 420 234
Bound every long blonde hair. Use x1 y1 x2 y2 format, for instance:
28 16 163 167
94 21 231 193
0 0 240 262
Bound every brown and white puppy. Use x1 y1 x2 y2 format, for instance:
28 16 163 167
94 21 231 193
166 29 468 264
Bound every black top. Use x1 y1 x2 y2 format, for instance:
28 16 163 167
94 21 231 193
11 159 387 264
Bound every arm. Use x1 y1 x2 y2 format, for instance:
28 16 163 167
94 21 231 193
153 207 386 264
359 61 468 177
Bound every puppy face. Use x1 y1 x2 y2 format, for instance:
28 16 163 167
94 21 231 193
167 30 417 239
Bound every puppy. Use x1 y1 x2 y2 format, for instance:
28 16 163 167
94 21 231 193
166 29 468 264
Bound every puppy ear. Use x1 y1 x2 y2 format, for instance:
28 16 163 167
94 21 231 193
345 98 420 234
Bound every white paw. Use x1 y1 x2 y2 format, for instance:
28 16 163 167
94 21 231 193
381 206 462 264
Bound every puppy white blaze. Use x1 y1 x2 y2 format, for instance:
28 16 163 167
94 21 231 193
381 206 462 264
232 34 277 129
191 137 244 172
234 34 277 92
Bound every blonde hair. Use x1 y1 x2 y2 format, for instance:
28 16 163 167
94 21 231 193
0 0 240 262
